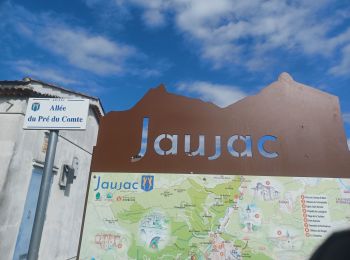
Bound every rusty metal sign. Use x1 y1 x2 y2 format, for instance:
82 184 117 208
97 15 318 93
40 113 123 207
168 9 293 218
77 73 350 259
90 73 350 177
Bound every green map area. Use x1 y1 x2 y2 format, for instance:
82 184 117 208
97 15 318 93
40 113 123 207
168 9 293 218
79 173 350 260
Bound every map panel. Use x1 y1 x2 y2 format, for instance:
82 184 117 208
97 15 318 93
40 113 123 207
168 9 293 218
79 173 350 260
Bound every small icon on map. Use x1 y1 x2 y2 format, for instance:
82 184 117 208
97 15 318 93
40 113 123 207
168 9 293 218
96 192 101 200
149 236 160 249
107 193 113 199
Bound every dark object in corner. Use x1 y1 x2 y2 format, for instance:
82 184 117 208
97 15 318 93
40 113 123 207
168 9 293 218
309 230 350 260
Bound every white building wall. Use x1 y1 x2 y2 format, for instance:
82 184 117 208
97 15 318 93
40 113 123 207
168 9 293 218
0 95 101 260
39 109 99 260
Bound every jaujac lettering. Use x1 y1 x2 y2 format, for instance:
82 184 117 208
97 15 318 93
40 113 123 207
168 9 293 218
94 176 138 191
132 117 279 161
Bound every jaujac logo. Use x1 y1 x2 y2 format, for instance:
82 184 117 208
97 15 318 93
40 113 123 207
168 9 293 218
93 175 155 192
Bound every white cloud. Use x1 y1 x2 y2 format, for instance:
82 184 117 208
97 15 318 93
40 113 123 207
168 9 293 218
14 60 80 85
2 2 138 76
131 0 168 28
177 81 247 107
343 113 350 124
329 44 350 76
94 0 350 72
142 8 166 28
40 27 136 75
11 60 111 94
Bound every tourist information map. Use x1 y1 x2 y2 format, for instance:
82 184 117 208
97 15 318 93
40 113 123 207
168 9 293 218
79 172 350 260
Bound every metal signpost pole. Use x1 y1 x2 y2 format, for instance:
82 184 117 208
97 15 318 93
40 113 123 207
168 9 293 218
27 130 59 260
23 98 89 259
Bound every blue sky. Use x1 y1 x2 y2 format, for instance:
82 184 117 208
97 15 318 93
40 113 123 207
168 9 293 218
0 0 350 147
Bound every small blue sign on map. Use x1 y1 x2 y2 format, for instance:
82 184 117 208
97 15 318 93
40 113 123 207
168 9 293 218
31 102 40 111
141 175 154 192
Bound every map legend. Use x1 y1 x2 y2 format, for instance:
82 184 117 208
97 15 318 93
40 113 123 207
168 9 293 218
301 195 331 238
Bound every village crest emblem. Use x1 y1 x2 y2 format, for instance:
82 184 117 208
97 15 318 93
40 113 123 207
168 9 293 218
141 175 154 192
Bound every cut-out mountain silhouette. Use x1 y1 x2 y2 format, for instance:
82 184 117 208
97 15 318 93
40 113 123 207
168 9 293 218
92 73 350 177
